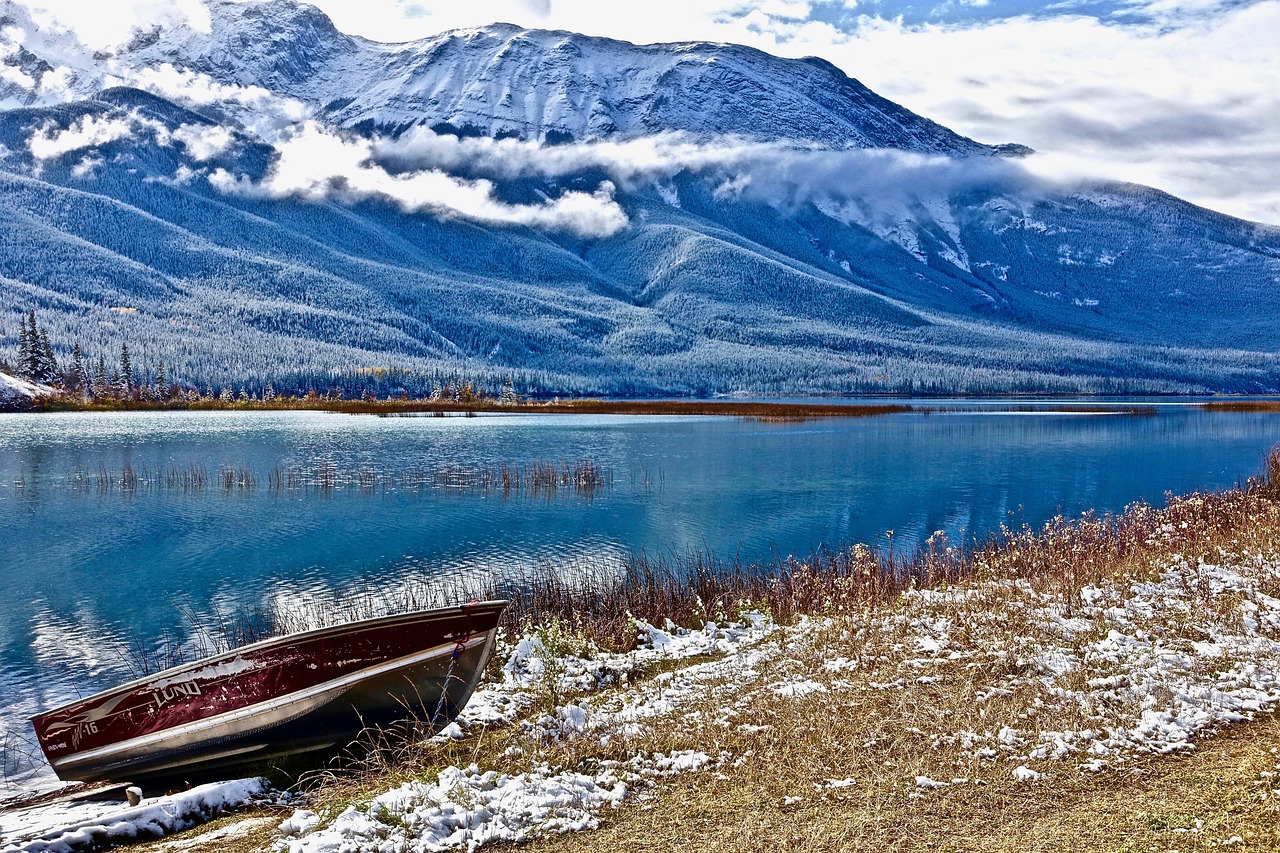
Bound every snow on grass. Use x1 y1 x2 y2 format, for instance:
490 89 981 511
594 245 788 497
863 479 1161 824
277 616 764 853
277 753 717 853
0 778 271 852
277 546 1280 850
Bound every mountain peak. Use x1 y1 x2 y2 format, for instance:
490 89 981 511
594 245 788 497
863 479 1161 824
104 3 1003 152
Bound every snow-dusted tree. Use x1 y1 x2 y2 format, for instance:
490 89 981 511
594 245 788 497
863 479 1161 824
66 342 86 395
154 362 167 399
35 329 57 384
119 344 134 392
500 376 518 405
16 312 32 380
92 355 108 398
15 311 57 384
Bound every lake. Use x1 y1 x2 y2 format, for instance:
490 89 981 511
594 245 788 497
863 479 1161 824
1 403 1278 787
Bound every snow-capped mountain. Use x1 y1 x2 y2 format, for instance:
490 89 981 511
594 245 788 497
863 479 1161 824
5 0 1020 153
0 0 1277 395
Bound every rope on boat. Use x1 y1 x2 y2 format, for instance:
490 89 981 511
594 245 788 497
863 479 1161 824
430 600 478 726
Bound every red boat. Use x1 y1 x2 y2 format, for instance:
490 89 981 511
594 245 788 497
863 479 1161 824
30 601 507 784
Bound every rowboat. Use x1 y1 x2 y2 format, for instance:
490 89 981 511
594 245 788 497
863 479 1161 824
30 600 508 784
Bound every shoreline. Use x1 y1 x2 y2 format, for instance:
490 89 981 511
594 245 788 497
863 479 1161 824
12 395 1262 417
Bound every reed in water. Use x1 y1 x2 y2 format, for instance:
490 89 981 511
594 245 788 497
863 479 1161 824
57 459 613 499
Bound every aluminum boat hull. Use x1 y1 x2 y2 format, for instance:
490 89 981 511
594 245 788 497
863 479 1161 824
30 601 507 783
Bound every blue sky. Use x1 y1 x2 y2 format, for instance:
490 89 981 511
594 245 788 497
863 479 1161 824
13 0 1280 224
806 0 1262 27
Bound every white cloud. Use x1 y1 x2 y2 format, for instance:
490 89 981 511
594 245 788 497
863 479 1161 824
13 0 210 51
210 122 629 237
780 7 1278 224
371 129 791 185
125 64 311 139
172 122 235 160
326 125 1069 241
70 154 103 177
370 126 1039 202
0 63 37 90
26 109 179 160
28 113 136 159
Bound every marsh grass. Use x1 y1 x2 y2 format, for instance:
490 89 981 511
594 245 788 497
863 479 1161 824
133 447 1280 673
1201 400 1280 413
481 448 1280 650
59 459 612 500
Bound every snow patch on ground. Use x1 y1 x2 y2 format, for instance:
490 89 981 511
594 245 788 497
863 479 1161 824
0 373 54 410
0 778 271 852
277 753 714 853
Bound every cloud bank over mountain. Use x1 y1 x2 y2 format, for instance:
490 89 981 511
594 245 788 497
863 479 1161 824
85 0 1263 226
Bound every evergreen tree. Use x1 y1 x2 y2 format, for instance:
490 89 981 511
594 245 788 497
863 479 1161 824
154 362 167 400
500 376 518 405
16 313 31 379
24 311 38 379
93 355 108 398
36 329 57 384
66 342 85 395
263 381 275 401
119 344 134 392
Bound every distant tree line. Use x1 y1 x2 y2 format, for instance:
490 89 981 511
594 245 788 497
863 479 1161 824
2 309 532 405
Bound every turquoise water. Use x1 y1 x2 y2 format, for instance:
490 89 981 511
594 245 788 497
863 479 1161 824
1 405 1278 784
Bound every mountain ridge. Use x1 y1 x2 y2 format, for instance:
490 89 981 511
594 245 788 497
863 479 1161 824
0 0 1277 395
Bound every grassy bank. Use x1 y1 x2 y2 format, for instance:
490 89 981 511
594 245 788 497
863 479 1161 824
1202 400 1280 413
143 449 1280 852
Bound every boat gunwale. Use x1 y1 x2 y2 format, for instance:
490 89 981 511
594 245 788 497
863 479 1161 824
29 600 509 725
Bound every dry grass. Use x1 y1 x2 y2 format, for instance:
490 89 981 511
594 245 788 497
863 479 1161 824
524 712 1280 852
138 811 287 853
1200 401 1280 413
